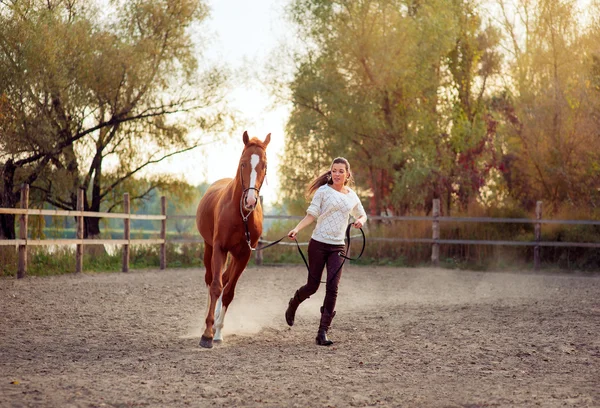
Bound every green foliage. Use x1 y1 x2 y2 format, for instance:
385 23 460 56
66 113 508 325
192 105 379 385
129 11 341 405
279 0 506 216
0 247 17 276
165 243 204 268
275 0 600 219
492 0 600 213
0 242 205 277
0 0 231 239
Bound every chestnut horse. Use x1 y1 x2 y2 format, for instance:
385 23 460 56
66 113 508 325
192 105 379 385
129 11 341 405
196 131 271 348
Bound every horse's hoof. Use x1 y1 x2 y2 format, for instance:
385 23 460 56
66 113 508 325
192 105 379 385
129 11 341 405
199 335 213 349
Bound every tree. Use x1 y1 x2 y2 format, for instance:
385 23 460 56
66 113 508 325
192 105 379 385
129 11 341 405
493 0 600 212
0 0 95 238
0 0 230 239
278 0 457 215
433 1 503 213
278 0 502 215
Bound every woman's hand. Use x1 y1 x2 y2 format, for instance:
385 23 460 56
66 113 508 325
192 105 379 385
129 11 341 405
288 228 299 240
353 216 366 229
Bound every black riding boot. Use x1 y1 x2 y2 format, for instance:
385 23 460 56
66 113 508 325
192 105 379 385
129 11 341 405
285 290 302 326
315 306 336 346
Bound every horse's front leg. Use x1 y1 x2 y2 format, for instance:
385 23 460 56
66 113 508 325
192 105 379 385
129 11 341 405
200 247 227 349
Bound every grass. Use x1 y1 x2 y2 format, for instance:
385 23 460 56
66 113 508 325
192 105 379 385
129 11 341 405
0 243 205 277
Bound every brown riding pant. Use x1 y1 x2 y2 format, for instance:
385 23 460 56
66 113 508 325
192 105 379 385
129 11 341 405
296 239 346 314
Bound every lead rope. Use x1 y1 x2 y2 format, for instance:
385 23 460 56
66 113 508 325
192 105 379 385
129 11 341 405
258 223 365 284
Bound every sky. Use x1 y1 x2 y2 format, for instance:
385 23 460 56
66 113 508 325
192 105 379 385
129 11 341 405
154 0 291 206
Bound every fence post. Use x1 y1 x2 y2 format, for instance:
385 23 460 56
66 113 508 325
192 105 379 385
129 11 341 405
122 193 130 273
431 199 440 267
75 188 84 273
534 201 542 270
255 195 264 265
17 184 29 279
160 196 166 270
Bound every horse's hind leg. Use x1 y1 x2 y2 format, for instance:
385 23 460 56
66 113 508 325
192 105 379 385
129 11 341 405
214 254 233 342
203 244 213 286
202 243 213 341
213 252 251 342
222 252 251 307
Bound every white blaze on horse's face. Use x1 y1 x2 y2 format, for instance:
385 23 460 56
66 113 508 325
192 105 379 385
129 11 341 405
245 154 260 209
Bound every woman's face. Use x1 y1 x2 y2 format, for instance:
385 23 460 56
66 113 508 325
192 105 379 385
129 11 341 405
331 162 349 188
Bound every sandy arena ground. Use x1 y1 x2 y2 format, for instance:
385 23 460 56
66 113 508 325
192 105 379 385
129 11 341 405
0 265 599 407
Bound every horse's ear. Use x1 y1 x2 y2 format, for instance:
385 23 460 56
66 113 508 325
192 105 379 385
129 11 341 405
263 133 271 147
243 131 249 145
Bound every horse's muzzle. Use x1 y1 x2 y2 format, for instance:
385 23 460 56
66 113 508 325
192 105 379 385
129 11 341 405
245 192 258 210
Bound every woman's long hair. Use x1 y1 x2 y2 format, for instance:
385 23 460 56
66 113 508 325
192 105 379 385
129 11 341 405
306 157 355 198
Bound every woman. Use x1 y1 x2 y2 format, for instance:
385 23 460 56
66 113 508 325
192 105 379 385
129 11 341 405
286 157 367 346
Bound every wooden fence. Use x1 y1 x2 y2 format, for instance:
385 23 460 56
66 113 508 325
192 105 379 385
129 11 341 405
0 185 167 278
2 184 600 278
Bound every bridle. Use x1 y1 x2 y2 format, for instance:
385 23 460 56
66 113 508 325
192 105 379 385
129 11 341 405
238 154 267 250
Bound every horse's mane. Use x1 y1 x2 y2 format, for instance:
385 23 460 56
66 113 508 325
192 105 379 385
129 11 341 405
244 137 268 151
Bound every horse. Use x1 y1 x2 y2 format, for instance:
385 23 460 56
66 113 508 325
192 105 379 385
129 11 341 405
196 130 271 348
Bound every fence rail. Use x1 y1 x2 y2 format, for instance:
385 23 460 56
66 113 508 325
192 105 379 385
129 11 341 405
2 184 600 277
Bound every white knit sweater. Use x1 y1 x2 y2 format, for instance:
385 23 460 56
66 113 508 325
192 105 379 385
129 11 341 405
306 185 367 245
